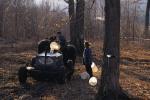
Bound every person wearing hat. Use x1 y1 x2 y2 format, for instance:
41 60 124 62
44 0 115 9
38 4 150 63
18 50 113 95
83 41 93 77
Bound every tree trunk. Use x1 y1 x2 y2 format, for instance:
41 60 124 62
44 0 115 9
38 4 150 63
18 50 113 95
96 0 124 99
69 0 75 44
0 9 3 37
144 0 150 38
75 0 85 55
0 0 4 36
132 3 137 41
14 0 19 40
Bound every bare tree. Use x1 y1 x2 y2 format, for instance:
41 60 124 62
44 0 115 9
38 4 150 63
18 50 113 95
120 0 143 40
0 0 7 37
144 0 150 38
75 0 85 54
64 0 75 44
84 0 97 40
0 0 69 42
69 0 75 43
132 2 137 40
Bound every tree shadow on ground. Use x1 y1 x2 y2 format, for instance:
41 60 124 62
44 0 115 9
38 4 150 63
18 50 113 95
122 69 150 83
15 74 98 100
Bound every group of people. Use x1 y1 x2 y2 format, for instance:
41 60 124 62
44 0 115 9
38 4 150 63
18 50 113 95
38 31 66 54
57 32 93 77
57 32 94 78
38 31 93 78
56 33 93 78
57 33 94 78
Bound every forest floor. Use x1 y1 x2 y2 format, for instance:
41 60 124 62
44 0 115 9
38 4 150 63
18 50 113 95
0 40 149 100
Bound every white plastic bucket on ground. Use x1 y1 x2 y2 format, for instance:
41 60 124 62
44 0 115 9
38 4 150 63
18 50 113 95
80 72 90 80
89 77 97 86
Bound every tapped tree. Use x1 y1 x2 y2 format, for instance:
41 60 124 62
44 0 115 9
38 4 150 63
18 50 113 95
96 0 129 100
144 0 150 38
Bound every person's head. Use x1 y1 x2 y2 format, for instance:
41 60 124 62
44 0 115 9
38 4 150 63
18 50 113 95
49 36 56 42
57 31 62 36
84 41 90 48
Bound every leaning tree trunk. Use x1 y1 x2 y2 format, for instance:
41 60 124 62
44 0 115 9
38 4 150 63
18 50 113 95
96 0 123 100
69 0 76 45
144 0 150 38
75 0 85 55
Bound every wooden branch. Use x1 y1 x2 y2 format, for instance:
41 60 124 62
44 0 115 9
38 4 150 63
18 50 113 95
90 0 95 9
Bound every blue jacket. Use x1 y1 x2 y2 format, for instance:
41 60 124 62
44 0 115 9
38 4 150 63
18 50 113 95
83 48 92 65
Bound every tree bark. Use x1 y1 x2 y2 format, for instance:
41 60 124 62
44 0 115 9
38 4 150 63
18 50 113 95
69 0 75 44
0 0 4 36
96 0 123 100
144 0 150 38
75 0 85 55
14 0 19 40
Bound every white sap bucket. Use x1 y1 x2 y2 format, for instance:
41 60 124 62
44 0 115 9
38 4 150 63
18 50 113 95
91 62 98 73
89 77 97 86
80 72 90 80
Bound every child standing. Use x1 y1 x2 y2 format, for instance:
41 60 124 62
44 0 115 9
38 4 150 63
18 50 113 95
83 41 93 77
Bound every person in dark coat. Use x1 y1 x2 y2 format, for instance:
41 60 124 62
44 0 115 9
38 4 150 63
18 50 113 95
38 38 50 54
83 41 93 77
62 44 76 81
56 31 66 49
37 36 57 54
